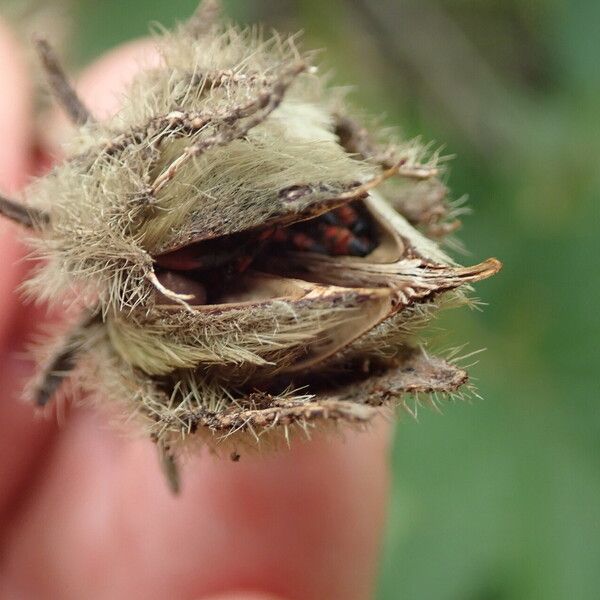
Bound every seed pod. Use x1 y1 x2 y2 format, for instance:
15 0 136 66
0 1 501 492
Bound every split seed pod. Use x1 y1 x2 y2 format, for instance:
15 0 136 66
0 1 501 492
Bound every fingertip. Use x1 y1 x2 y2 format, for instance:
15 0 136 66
3 411 393 599
127 416 394 600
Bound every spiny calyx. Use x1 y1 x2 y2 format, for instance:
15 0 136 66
0 1 501 492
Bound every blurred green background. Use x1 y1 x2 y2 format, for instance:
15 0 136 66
7 0 599 598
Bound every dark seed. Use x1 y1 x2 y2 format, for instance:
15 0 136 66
347 236 372 256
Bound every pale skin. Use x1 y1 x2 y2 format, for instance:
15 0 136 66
0 21 392 600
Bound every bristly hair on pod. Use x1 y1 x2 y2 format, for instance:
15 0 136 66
0 0 501 493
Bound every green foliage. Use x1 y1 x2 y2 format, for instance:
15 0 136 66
66 1 600 598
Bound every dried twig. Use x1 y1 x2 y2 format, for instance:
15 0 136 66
33 314 98 406
0 194 48 229
34 37 92 126
35 346 77 407
157 440 181 494
186 0 222 37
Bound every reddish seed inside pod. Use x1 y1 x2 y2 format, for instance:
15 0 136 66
153 201 380 306
273 201 378 257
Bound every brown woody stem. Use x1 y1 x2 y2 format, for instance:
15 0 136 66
186 0 222 37
35 346 78 407
34 37 93 126
157 440 181 494
0 194 48 229
34 313 98 407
